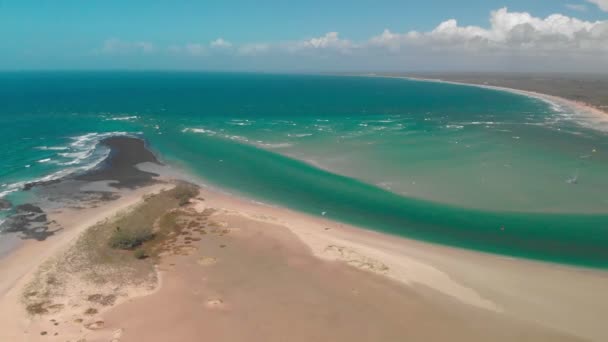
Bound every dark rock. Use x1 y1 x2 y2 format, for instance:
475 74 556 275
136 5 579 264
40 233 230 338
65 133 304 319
75 136 162 189
0 199 11 210
16 204 44 214
1 203 62 241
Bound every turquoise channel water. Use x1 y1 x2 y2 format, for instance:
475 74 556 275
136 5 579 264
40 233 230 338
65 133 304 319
1 72 608 267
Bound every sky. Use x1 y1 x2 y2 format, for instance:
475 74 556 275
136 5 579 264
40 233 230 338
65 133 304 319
1 0 607 72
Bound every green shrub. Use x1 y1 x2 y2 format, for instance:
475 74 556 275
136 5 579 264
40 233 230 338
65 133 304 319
133 249 148 259
173 184 198 206
108 226 154 250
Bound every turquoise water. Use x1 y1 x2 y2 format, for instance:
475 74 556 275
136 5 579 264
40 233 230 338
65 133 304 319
1 72 608 267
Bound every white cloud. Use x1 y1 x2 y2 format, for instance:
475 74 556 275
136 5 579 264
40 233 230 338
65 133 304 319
94 8 607 71
288 32 354 53
168 39 231 57
210 38 232 49
368 7 608 53
566 3 588 11
99 38 155 54
587 0 608 11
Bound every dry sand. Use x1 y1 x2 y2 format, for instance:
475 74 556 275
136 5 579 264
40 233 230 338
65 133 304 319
0 183 169 342
2 181 606 341
99 210 582 342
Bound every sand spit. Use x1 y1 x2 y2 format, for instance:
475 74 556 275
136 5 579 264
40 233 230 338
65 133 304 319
0 136 607 341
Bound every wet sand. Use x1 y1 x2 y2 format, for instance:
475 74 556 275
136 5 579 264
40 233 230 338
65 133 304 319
75 136 162 188
0 136 163 249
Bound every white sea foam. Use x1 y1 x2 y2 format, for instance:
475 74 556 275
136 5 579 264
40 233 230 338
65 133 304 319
287 133 313 138
35 146 69 151
0 188 18 199
468 121 497 125
58 150 94 165
228 119 253 126
182 127 217 135
257 142 293 149
2 131 134 199
228 135 249 142
445 125 464 129
377 181 393 190
105 116 138 121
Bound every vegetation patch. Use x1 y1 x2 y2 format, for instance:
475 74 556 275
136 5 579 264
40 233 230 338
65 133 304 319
22 182 201 317
109 226 154 250
87 294 117 306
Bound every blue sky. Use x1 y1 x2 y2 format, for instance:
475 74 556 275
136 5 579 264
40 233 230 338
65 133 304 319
1 0 607 71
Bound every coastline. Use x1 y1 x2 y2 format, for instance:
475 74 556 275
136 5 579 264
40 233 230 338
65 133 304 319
370 74 608 121
0 129 606 339
0 183 169 340
0 158 606 340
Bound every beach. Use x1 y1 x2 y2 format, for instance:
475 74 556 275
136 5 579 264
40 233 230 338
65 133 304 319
364 73 608 134
0 136 607 342
360 73 607 118
3 0 608 339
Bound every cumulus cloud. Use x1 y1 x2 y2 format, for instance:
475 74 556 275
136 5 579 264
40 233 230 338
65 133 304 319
166 38 232 56
587 0 608 11
95 8 607 71
289 32 353 52
99 38 155 54
368 7 608 53
210 38 232 49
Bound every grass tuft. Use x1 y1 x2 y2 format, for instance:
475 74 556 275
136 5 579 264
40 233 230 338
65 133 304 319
108 226 154 250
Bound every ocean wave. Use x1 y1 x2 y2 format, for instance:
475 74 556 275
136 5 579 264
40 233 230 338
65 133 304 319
58 150 94 165
377 181 393 190
257 142 293 149
65 131 133 165
287 133 313 138
35 146 69 151
228 135 249 142
104 115 139 121
182 127 217 135
468 121 497 125
0 187 19 199
228 119 253 126
270 120 296 126
0 131 134 199
445 125 464 129
0 167 78 199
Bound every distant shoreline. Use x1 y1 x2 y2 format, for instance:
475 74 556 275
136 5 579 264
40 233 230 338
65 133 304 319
412 75 607 116
360 73 608 119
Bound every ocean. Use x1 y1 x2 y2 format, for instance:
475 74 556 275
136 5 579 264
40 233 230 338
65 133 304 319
1 71 608 267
